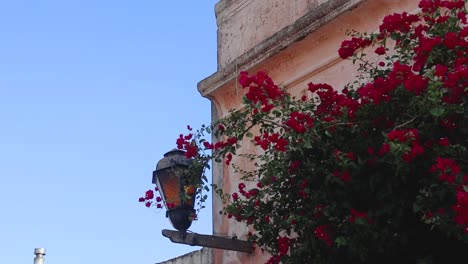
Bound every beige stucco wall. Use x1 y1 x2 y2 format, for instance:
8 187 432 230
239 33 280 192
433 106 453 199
157 248 213 264
199 0 419 263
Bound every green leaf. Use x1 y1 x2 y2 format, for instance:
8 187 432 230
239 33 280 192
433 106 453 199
390 32 400 40
430 107 445 117
335 236 348 247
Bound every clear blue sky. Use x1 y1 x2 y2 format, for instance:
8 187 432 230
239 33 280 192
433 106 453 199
0 1 218 263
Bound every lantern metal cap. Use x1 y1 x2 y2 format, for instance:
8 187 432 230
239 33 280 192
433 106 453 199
152 149 191 184
157 148 191 169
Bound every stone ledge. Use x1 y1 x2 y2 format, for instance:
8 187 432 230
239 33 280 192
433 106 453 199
156 248 213 264
198 0 365 98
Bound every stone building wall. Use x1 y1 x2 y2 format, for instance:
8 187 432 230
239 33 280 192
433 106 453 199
156 248 212 264
198 0 419 263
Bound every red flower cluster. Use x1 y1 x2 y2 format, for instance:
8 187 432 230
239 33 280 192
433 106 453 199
419 0 465 13
288 160 301 173
298 180 309 199
333 169 352 182
254 132 289 152
443 65 468 104
430 157 461 183
387 128 425 163
176 133 198 158
387 128 419 142
284 111 314 133
357 79 391 105
203 136 238 151
278 236 290 256
265 255 281 264
438 137 450 146
453 190 468 233
338 37 372 59
138 188 163 209
392 62 429 95
239 71 284 112
379 12 420 35
308 82 359 120
237 182 260 199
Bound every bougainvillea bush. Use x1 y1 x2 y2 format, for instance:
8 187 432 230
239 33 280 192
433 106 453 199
143 0 467 263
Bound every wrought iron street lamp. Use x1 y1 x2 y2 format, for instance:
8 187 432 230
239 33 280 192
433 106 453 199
153 149 253 253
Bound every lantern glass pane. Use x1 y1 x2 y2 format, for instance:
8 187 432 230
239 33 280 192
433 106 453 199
156 169 181 208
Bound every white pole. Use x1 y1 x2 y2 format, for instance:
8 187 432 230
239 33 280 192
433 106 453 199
34 248 46 264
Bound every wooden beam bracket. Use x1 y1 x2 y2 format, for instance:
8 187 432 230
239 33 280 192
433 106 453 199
162 229 253 253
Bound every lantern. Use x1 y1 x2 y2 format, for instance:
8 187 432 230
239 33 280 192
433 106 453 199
152 149 201 231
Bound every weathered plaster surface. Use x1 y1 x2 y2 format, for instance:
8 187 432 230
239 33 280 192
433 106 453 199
157 248 213 264
199 0 420 263
215 0 330 68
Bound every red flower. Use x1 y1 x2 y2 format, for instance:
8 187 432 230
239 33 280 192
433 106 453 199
402 74 429 95
203 141 214 149
225 153 233 165
338 37 372 59
278 236 290 256
350 208 368 223
266 255 281 264
434 64 448 78
453 190 468 228
443 31 458 49
409 141 425 159
285 111 314 133
239 71 252 88
379 12 420 35
145 190 154 200
227 137 238 145
185 144 198 159
333 170 352 182
387 129 419 142
246 189 259 198
430 157 460 183
378 143 391 156
347 152 356 161
314 225 333 246
288 160 301 173
438 137 450 146
375 46 386 55
254 132 289 152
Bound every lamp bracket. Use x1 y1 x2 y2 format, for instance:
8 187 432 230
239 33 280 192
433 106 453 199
162 229 253 253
